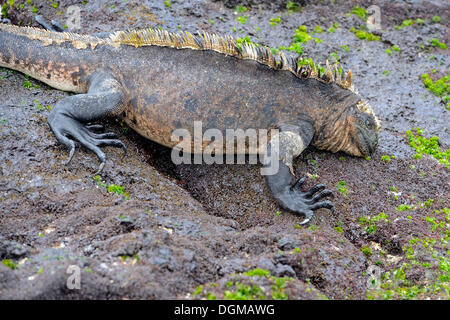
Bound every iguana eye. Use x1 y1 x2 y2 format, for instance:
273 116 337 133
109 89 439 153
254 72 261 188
365 117 375 128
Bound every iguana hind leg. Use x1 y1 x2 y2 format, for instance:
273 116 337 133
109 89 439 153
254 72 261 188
263 121 334 224
47 71 126 174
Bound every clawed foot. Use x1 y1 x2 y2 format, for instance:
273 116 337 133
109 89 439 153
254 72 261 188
48 114 126 175
272 175 334 225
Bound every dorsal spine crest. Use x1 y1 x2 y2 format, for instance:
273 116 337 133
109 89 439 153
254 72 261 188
0 23 354 90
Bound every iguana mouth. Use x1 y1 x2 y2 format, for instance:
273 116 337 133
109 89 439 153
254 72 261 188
356 124 378 156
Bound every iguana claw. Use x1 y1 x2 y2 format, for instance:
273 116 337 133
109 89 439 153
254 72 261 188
266 161 334 224
282 179 334 224
65 145 76 166
94 162 105 176
49 114 126 173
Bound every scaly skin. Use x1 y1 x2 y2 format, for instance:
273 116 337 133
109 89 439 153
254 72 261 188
0 23 380 223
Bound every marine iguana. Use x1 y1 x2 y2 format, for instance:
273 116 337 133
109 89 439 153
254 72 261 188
0 23 380 224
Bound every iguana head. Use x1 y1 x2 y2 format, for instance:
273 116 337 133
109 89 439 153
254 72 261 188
338 99 380 157
289 61 380 158
312 93 380 157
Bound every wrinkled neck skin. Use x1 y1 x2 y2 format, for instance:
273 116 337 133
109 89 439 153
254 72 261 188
310 85 361 155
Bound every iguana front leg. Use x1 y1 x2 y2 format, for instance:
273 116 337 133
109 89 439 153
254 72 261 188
47 71 127 174
263 121 334 224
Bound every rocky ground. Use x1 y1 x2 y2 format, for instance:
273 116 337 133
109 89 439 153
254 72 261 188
0 0 448 299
